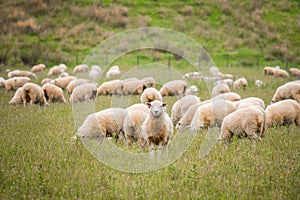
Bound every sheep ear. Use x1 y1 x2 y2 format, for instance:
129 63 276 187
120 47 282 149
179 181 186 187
162 103 167 107
146 102 151 108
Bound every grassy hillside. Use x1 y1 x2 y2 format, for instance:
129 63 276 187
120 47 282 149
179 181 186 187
0 0 299 70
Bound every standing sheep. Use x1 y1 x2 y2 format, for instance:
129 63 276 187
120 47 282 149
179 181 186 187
120 78 145 95
4 77 31 91
184 85 199 95
212 92 241 102
47 65 65 76
264 66 275 76
22 83 46 106
219 106 266 142
42 83 66 103
233 97 265 110
0 77 5 88
211 83 231 97
8 70 37 79
31 64 46 73
9 87 24 105
142 77 156 88
97 80 121 96
273 68 289 78
106 65 121 77
265 99 300 129
73 64 88 74
140 87 162 104
66 79 89 94
290 68 300 78
160 80 187 97
69 83 97 103
50 76 76 89
141 100 174 151
233 78 248 91
126 103 149 114
271 82 300 103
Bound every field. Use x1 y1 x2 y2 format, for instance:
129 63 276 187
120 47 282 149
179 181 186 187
0 62 299 199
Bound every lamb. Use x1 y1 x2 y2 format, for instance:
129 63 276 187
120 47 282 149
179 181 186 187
126 103 149 114
69 83 97 103
233 97 265 110
273 68 289 78
233 78 248 91
4 77 31 91
141 100 174 151
160 80 187 97
42 83 66 103
31 63 46 73
50 76 76 89
184 85 199 95
183 72 201 79
47 66 65 76
9 87 24 105
77 108 128 141
106 65 121 77
8 70 37 79
124 110 148 146
171 95 201 126
289 68 300 78
212 92 241 102
271 82 300 103
211 83 231 97
66 78 89 94
219 106 266 142
73 64 88 74
97 80 121 96
190 99 236 131
265 99 300 129
140 87 162 104
142 77 156 88
22 83 46 106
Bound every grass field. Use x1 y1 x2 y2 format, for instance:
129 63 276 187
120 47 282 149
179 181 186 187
0 63 299 199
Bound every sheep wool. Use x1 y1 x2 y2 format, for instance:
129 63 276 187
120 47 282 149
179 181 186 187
22 82 46 106
140 87 162 104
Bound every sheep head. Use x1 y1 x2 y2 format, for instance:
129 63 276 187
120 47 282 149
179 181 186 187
147 100 166 118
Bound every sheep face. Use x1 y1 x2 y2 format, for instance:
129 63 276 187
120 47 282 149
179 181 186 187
147 101 166 118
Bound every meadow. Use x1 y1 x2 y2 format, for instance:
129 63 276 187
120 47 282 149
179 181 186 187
0 59 299 199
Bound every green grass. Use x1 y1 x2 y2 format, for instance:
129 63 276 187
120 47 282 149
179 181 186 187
0 65 299 199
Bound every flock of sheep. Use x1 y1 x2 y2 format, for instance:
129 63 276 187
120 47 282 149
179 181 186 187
1 63 300 151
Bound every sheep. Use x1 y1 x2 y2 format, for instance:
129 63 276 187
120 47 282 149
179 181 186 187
140 87 162 104
42 83 66 103
233 97 265 110
69 83 97 103
219 106 265 142
190 99 236 131
47 66 65 76
50 76 76 89
58 72 69 78
4 77 31 91
58 64 67 71
273 68 289 78
141 100 173 151
212 92 241 102
265 99 300 129
22 82 46 106
233 78 248 91
255 80 263 87
120 78 145 95
171 95 201 126
0 77 5 88
264 66 275 76
41 78 52 86
142 77 156 88
106 65 121 77
184 85 199 95
8 70 37 79
89 69 101 81
211 83 231 97
124 110 148 146
97 80 121 96
73 64 88 74
214 79 233 87
183 72 201 79
210 66 220 76
160 80 187 97
290 68 300 78
9 87 24 105
31 63 46 73
66 78 89 94
126 103 149 114
77 108 128 141
271 82 300 103
219 73 234 79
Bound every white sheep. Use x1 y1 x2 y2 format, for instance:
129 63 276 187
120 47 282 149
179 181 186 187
233 78 248 91
271 82 300 103
31 64 46 73
233 97 265 110
4 77 31 91
69 83 97 103
290 68 300 78
160 80 187 97
73 64 88 74
47 66 65 76
264 66 275 76
142 77 156 88
89 69 101 81
50 76 76 89
214 79 233 87
171 95 201 126
22 82 46 106
255 80 263 87
66 79 89 94
140 87 162 104
77 108 128 142
126 103 149 114
97 80 121 96
58 72 69 78
42 83 66 103
184 85 199 95
9 87 24 105
265 99 300 129
212 92 242 102
190 99 236 131
210 66 220 76
211 83 231 97
8 70 37 79
124 110 148 146
183 72 201 79
141 100 173 151
106 65 121 77
273 68 289 78
120 78 145 95
0 77 5 88
41 78 52 86
58 64 67 71
219 73 234 79
219 106 265 142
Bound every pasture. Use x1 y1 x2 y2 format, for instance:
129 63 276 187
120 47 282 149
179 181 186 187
0 64 299 199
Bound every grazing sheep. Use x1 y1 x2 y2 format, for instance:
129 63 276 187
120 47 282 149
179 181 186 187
4 77 31 91
210 66 220 76
124 110 148 146
126 103 149 114
264 66 275 76
73 64 88 74
120 78 145 95
171 95 201 126
106 65 121 77
233 97 265 110
215 79 233 87
219 106 265 142
183 72 201 79
8 70 37 79
140 87 162 104
69 83 97 103
142 77 156 88
190 99 236 131
31 63 46 73
271 82 300 103
50 76 76 89
265 99 300 129
89 69 101 81
273 68 289 78
66 79 89 94
58 72 70 78
160 80 187 97
212 92 242 102
77 108 128 141
141 100 173 151
22 83 46 106
97 80 121 96
290 68 300 78
58 64 67 71
233 78 248 91
9 87 24 105
212 83 231 97
255 80 263 87
185 85 199 95
47 66 65 76
41 78 52 86
42 83 66 103
0 77 5 88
